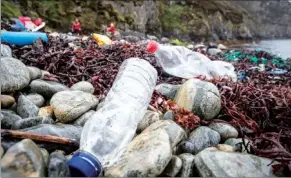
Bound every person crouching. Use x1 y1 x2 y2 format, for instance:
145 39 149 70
72 18 81 36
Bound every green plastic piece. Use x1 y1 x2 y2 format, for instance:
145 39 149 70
250 57 259 63
262 58 268 64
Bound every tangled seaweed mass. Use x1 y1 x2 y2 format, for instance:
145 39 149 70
10 37 291 174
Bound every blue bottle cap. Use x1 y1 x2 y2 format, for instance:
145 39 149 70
68 151 103 177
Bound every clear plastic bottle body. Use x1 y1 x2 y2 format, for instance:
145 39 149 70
80 58 157 168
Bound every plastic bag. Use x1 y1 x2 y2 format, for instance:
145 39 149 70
92 33 112 47
147 41 237 81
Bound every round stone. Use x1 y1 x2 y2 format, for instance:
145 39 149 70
174 79 221 120
50 91 98 123
26 93 45 108
179 126 221 154
216 144 234 152
209 122 238 141
27 66 42 80
38 106 54 118
0 57 30 92
70 81 95 94
163 110 175 120
0 95 15 108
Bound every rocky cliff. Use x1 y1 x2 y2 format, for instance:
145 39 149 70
233 1 291 39
2 0 291 41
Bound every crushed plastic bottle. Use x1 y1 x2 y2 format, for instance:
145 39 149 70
68 58 157 177
147 40 237 81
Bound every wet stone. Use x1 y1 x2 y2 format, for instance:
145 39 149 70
0 95 15 108
163 110 175 120
0 145 4 158
207 48 222 55
216 144 234 152
224 138 251 152
179 126 220 154
73 110 95 127
21 124 83 142
161 155 183 177
70 81 94 94
48 150 70 177
1 167 24 177
9 103 18 113
17 95 39 118
26 93 45 107
38 106 54 118
137 110 161 133
40 148 50 166
27 66 42 80
0 139 46 177
143 120 186 148
194 150 275 177
174 79 221 120
155 83 181 100
204 147 219 151
178 153 196 177
29 79 69 98
105 129 172 177
1 110 22 129
209 122 238 141
1 138 18 153
0 57 30 93
50 90 99 123
11 116 55 130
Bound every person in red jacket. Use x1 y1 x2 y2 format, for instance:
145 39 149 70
106 23 121 40
72 18 81 35
107 23 116 35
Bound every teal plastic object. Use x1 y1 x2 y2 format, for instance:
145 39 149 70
1 31 48 46
250 57 259 63
261 58 268 64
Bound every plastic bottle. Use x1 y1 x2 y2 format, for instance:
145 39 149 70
68 58 157 177
146 40 237 81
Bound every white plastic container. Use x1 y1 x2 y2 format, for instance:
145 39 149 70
68 58 157 177
147 40 237 81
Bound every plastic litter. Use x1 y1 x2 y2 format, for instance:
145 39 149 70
270 68 288 75
147 40 237 81
68 58 157 177
92 33 112 47
237 71 247 81
1 31 48 46
222 50 289 69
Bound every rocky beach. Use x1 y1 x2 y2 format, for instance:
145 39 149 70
1 33 290 177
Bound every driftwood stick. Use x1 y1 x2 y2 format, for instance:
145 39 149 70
1 129 79 147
